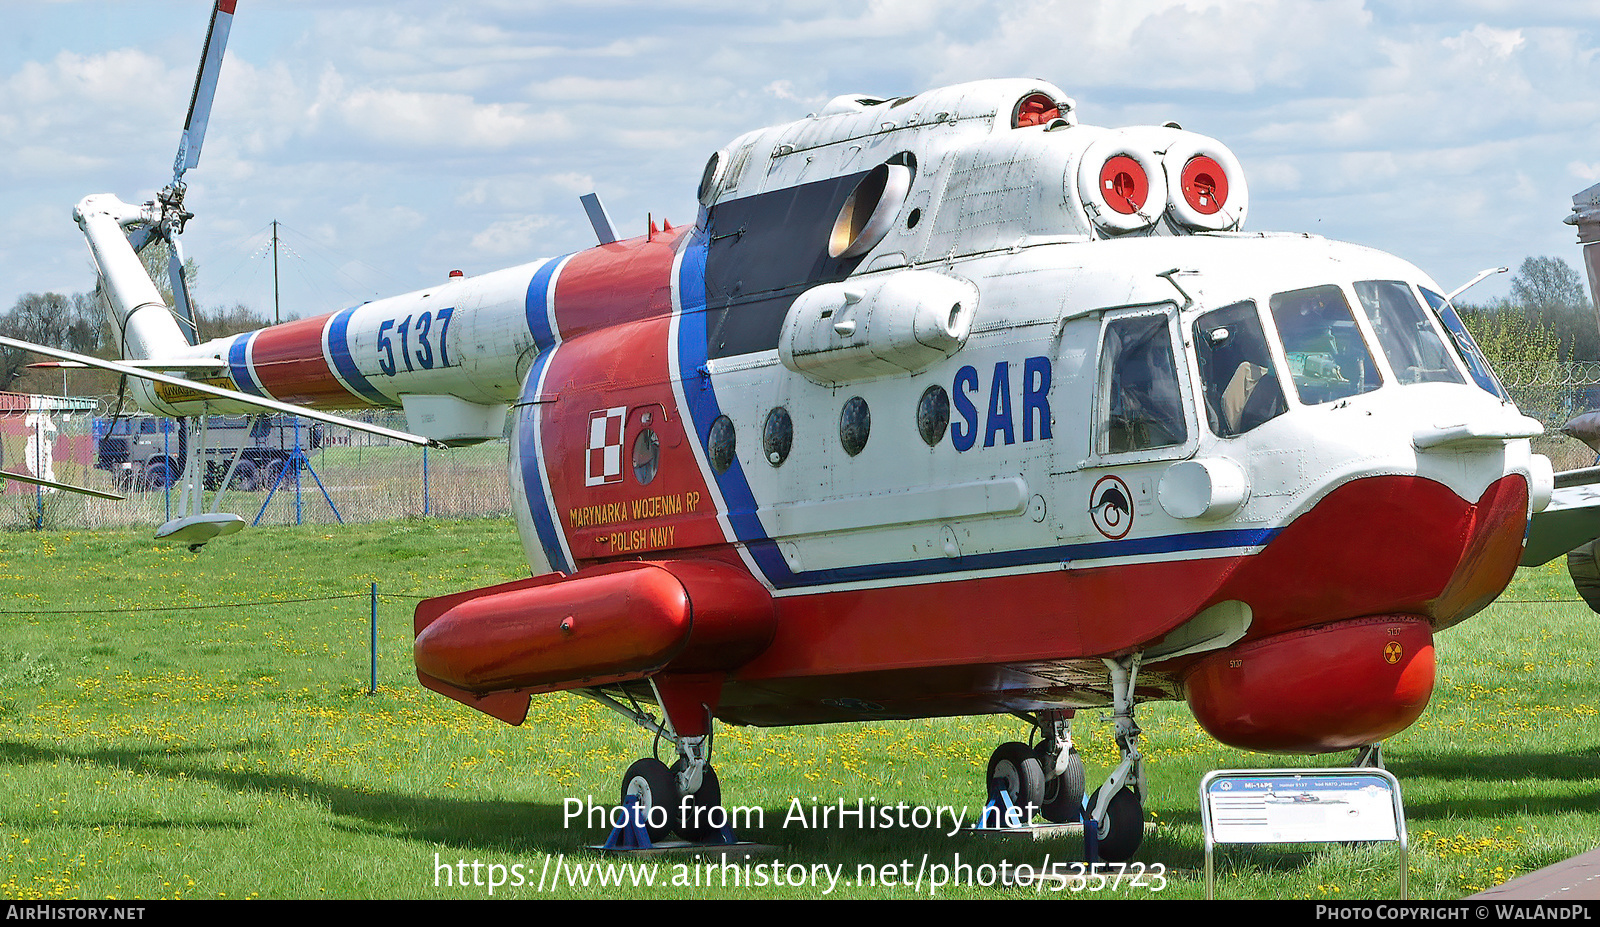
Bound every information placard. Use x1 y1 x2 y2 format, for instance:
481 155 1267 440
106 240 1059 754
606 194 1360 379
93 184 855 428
1200 768 1407 899
1205 772 1399 843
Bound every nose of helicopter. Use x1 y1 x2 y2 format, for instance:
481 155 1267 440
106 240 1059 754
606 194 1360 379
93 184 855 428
1179 461 1531 753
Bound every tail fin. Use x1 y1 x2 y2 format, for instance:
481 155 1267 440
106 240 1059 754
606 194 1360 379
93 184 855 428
73 194 191 362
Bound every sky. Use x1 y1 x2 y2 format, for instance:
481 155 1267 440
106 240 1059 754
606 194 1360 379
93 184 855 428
2 0 1598 321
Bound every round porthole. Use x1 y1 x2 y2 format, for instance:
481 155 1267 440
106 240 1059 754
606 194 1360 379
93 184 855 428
840 397 870 457
632 428 660 485
917 385 949 447
698 151 724 206
708 415 736 473
763 407 793 467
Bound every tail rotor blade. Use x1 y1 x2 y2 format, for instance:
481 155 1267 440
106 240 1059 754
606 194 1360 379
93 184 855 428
128 224 157 253
174 0 238 185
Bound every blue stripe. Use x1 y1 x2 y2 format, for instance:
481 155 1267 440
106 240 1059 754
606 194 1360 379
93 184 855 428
327 306 393 406
675 227 793 585
517 348 571 574
758 527 1282 588
227 333 265 397
524 255 570 352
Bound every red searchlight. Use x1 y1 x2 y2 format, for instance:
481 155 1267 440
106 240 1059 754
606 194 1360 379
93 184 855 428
1099 155 1150 215
1179 155 1228 215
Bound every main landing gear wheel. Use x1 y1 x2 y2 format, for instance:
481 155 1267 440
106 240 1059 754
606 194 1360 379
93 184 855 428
672 759 723 841
1039 746 1085 825
1089 785 1144 863
620 757 678 842
986 741 1045 815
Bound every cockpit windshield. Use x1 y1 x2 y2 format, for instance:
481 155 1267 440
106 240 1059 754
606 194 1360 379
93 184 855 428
1268 284 1382 405
1419 287 1511 401
1352 281 1465 385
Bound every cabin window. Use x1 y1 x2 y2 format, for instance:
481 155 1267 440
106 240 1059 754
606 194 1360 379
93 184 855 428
1419 287 1511 401
1353 281 1466 386
917 385 949 447
840 397 871 456
1098 313 1188 454
632 428 660 484
708 415 737 473
1268 284 1382 405
763 407 793 467
1194 301 1288 437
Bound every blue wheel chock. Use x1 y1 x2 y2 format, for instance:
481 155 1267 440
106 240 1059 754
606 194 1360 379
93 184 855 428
602 795 655 850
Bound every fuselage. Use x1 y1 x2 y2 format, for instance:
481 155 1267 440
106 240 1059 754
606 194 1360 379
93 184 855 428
109 78 1549 753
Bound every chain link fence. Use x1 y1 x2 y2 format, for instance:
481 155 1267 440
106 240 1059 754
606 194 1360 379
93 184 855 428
0 400 510 531
1497 362 1600 470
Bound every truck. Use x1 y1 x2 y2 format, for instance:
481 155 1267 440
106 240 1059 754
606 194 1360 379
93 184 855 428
93 414 322 493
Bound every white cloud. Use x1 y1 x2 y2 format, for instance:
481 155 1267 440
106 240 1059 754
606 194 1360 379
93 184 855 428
470 214 558 257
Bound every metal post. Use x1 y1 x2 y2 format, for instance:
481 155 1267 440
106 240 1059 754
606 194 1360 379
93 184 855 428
369 581 378 695
163 420 171 523
423 445 430 516
32 412 42 531
293 416 303 526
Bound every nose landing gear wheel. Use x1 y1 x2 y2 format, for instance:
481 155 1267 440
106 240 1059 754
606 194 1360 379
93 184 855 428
672 760 723 841
620 757 678 843
986 741 1046 816
1039 746 1086 825
1088 785 1145 862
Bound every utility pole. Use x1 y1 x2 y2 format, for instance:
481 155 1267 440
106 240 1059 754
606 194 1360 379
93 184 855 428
271 219 282 325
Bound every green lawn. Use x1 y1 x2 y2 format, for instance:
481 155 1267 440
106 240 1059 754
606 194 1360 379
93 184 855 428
0 521 1594 899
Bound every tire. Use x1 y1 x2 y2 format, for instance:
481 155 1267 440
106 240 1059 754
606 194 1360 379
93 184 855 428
619 758 678 842
1039 746 1086 825
671 761 723 842
986 741 1045 817
230 460 260 492
143 460 174 491
1088 785 1144 863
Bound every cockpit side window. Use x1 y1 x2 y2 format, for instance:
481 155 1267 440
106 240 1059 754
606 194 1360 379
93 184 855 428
1419 287 1511 401
1268 284 1382 405
1194 301 1288 437
1353 281 1466 386
1098 313 1188 454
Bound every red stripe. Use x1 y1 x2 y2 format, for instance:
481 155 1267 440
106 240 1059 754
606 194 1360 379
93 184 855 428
247 313 356 407
550 228 685 340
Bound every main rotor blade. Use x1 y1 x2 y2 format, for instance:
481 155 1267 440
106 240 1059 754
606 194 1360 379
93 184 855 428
0 335 440 449
0 469 125 501
166 233 199 344
174 0 238 184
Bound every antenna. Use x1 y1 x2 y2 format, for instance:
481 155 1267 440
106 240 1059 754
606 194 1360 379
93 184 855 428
580 193 618 245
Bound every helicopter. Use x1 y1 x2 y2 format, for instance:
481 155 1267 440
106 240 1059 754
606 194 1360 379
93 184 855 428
13 1 1600 863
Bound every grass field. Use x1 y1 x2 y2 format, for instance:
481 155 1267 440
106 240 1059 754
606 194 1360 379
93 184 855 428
0 520 1595 900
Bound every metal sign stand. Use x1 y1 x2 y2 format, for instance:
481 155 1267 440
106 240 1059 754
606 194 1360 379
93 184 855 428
1200 767 1408 900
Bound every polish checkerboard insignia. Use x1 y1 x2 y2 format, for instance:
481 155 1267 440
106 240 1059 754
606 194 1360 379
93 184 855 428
585 407 627 486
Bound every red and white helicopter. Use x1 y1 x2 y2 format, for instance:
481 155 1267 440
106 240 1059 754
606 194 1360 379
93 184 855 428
13 2 1600 862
